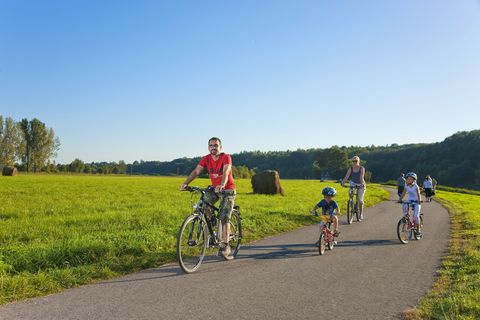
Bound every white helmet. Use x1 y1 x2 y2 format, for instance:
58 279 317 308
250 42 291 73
405 172 417 180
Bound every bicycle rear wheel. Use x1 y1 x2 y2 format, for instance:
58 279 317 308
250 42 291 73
318 233 326 255
228 209 242 257
346 199 354 224
177 215 208 273
397 217 411 244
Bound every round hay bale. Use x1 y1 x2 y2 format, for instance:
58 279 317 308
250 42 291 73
2 166 18 176
251 170 285 195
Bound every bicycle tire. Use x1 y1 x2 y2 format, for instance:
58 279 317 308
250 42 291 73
346 199 354 224
397 217 410 244
318 233 326 255
177 214 208 273
228 210 242 258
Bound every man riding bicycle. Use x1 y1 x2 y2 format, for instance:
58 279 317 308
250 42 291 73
180 137 236 259
341 156 366 220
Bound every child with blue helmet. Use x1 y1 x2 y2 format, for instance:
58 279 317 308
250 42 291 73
311 186 340 245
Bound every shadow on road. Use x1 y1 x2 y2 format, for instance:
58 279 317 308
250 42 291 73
236 243 318 260
336 239 399 247
96 266 185 285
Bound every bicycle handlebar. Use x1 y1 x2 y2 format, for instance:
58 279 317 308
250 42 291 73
182 185 223 194
182 186 206 193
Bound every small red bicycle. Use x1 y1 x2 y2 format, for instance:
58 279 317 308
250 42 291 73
314 213 336 255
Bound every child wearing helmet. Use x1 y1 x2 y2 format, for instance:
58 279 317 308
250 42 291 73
399 172 422 226
311 187 340 244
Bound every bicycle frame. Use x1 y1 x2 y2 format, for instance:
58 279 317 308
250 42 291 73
189 187 223 247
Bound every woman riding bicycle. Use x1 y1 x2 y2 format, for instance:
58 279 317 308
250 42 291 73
399 172 422 232
341 156 366 220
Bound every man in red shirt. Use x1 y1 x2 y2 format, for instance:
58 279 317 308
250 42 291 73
180 137 236 258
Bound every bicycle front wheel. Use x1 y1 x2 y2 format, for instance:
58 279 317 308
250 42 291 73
228 209 242 257
177 215 208 273
318 233 326 255
346 199 354 224
397 217 410 244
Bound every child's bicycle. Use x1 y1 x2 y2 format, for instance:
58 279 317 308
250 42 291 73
397 200 424 244
345 184 362 224
177 186 242 273
312 211 336 255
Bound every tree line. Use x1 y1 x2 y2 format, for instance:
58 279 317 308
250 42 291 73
127 130 480 190
0 115 60 172
2 114 478 190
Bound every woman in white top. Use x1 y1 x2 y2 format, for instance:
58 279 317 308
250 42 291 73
423 175 434 202
400 172 422 226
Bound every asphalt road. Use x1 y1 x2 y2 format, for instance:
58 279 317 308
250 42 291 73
0 189 450 320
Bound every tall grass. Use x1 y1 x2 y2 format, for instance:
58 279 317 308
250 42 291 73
0 175 388 304
404 190 480 320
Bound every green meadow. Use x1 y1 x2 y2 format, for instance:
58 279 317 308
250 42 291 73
0 175 388 304
406 190 480 320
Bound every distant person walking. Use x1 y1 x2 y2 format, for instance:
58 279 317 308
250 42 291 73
180 137 236 259
397 173 406 201
432 177 438 190
341 156 366 220
423 175 434 202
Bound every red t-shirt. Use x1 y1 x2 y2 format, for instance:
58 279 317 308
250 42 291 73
198 153 235 190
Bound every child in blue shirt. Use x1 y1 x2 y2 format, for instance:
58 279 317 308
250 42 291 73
311 187 340 245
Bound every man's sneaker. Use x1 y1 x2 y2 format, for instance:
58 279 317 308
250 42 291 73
333 230 340 237
221 243 233 260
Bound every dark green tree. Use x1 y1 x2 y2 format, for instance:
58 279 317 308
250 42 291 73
20 118 60 172
69 159 85 173
313 146 349 179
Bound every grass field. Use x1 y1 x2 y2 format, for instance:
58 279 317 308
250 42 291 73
405 190 480 320
0 175 389 304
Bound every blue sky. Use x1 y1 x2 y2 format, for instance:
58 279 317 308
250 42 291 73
1 0 479 163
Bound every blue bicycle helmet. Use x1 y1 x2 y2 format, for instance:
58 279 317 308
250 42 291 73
322 186 337 196
405 172 417 180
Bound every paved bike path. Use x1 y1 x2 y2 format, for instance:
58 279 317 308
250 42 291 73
0 189 450 320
